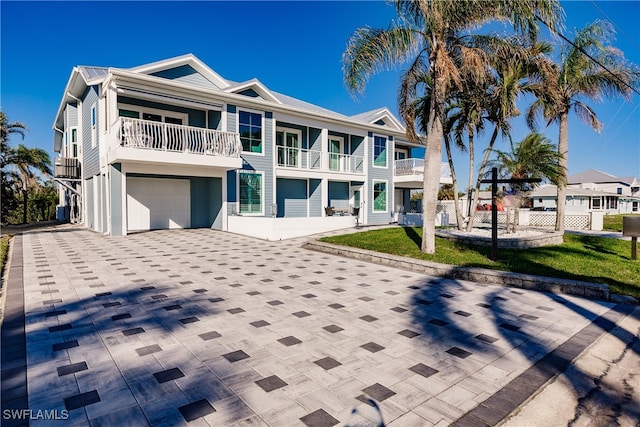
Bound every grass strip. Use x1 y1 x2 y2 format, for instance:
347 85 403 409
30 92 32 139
320 227 640 298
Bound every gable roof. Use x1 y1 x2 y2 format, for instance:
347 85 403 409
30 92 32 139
350 108 404 131
568 169 638 186
224 79 282 104
128 54 230 90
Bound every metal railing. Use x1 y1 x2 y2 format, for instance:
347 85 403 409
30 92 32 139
276 146 363 173
395 158 424 176
120 118 242 157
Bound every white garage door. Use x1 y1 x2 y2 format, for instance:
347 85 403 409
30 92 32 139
127 177 191 232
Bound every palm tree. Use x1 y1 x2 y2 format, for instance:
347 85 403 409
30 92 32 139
528 20 640 233
488 132 564 189
466 36 555 231
4 144 52 224
342 0 563 253
487 132 564 232
0 111 27 167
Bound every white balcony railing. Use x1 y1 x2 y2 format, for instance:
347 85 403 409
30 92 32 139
120 118 242 158
394 158 452 180
276 146 363 174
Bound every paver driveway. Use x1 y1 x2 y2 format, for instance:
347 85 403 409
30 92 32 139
1 225 632 426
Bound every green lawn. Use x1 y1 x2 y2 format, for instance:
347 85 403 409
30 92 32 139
320 227 640 299
1 235 10 278
603 213 640 232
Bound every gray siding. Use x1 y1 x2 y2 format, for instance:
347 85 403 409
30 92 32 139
150 65 220 90
82 86 100 178
67 102 78 127
276 179 307 218
110 164 123 236
351 135 364 158
309 179 322 217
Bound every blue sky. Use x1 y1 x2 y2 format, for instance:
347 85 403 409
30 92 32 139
1 1 639 188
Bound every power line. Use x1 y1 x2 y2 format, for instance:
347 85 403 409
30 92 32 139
588 0 640 51
535 15 640 97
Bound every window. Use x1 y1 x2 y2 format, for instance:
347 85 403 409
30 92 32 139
373 136 387 167
617 187 622 195
592 197 601 209
71 128 78 158
119 109 140 119
91 104 97 148
373 181 387 212
239 171 263 214
239 111 262 153
329 136 344 171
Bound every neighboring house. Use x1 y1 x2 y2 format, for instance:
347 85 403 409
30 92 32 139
53 54 449 239
531 183 640 214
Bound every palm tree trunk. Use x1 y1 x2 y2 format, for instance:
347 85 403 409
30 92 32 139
444 136 464 229
422 114 444 254
467 131 475 220
467 126 500 231
22 188 28 224
555 112 568 233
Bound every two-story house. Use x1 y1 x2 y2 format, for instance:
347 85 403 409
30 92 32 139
53 54 447 239
530 169 640 214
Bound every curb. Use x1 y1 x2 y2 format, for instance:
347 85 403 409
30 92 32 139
303 240 614 302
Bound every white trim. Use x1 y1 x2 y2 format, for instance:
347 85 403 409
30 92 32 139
372 134 389 169
237 170 265 216
224 79 282 104
372 179 388 212
237 108 265 156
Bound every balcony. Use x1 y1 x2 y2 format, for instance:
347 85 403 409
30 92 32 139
54 157 80 179
108 118 243 170
394 158 452 187
276 146 364 176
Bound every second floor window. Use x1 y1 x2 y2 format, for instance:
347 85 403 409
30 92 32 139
239 111 262 153
374 136 387 167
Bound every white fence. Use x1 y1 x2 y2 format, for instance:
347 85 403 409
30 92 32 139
400 206 603 231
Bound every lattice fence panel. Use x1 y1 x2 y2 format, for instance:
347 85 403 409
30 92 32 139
471 211 513 226
529 213 556 227
565 214 590 229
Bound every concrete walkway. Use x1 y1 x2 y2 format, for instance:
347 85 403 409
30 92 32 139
1 224 638 426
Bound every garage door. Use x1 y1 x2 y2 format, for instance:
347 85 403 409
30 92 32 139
127 177 190 232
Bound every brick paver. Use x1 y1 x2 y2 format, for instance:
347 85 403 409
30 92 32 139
0 225 629 426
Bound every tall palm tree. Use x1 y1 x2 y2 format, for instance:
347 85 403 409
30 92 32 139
343 0 563 253
0 111 27 167
466 36 555 231
528 20 640 233
4 144 52 224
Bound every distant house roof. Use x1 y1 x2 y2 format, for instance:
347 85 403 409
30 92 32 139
568 169 638 186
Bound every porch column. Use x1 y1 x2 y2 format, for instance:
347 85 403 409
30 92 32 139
322 178 329 216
